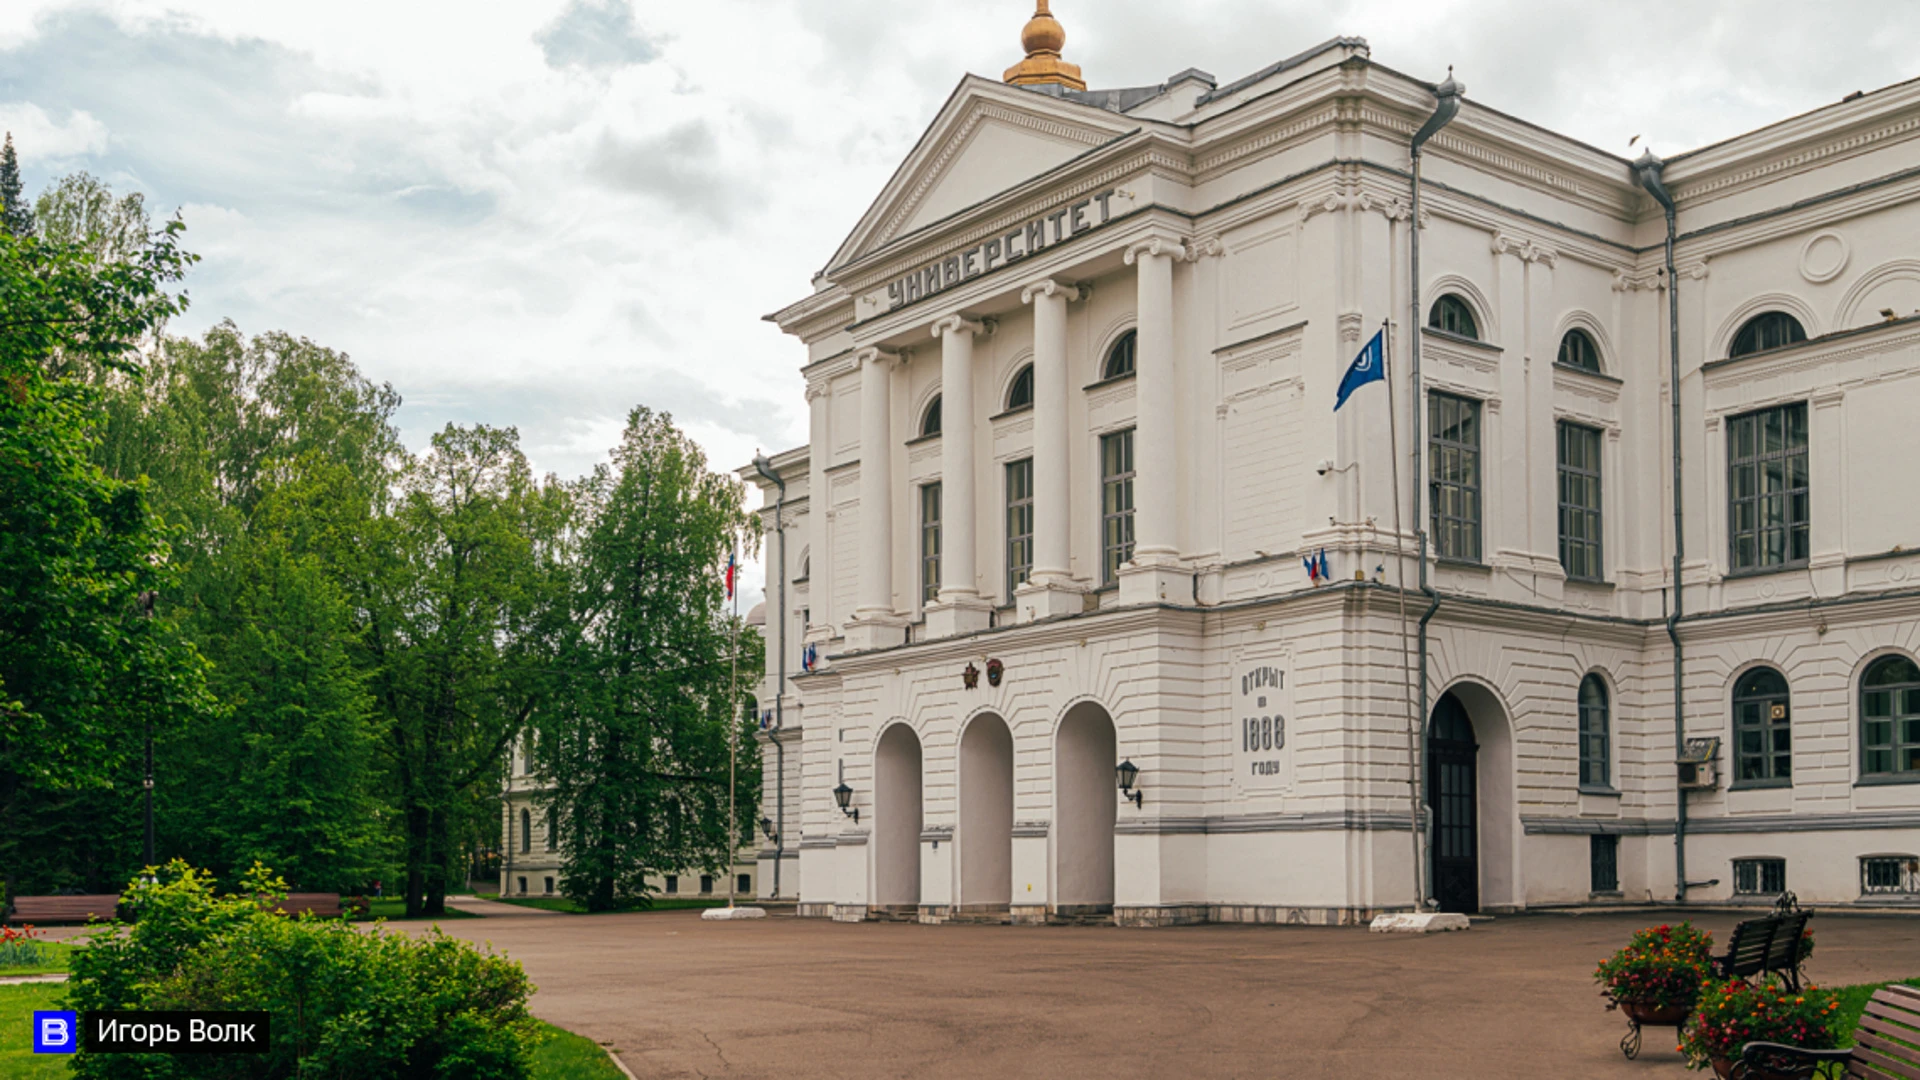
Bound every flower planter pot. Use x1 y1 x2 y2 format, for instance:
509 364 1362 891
1619 1000 1692 1026
1709 1055 1817 1080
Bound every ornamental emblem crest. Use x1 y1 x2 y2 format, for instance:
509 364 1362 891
986 659 1005 687
962 663 980 690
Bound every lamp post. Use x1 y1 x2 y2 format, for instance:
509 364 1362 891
1115 759 1142 809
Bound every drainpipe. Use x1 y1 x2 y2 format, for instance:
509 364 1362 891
1634 152 1689 903
753 453 789 900
1408 69 1463 910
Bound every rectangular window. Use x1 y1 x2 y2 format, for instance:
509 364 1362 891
665 875 678 894
1590 835 1619 893
1557 422 1603 581
1101 429 1135 585
1727 403 1809 572
737 874 752 895
699 874 713 895
544 809 558 852
1429 393 1483 562
920 482 942 605
1733 857 1786 896
1860 856 1920 897
1005 458 1033 601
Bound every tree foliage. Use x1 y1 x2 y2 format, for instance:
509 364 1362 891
533 407 759 910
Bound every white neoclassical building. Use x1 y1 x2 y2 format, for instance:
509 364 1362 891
742 5 1920 924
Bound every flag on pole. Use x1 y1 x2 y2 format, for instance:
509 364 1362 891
802 642 818 673
724 551 737 600
1335 327 1387 410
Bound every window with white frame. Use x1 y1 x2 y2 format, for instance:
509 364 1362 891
1727 403 1809 572
1100 430 1135 585
1005 458 1033 602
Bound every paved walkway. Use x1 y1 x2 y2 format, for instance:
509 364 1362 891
423 909 1920 1080
442 894 563 917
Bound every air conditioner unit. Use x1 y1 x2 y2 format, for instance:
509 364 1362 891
1678 736 1721 791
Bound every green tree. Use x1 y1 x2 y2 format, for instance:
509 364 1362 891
34 172 150 266
534 407 760 910
374 424 571 915
0 134 30 238
0 222 214 893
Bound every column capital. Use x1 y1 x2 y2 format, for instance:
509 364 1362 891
854 346 905 369
1020 278 1087 305
1123 235 1182 265
930 315 995 340
1183 235 1223 262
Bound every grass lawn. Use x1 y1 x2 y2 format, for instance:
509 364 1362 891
0 941 77 977
496 895 729 914
359 898 481 921
2 985 624 1079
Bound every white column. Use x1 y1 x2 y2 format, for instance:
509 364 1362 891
927 315 993 637
1119 237 1189 605
1016 279 1085 621
846 346 905 650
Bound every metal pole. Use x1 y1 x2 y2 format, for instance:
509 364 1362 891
1384 317 1423 911
753 453 790 901
727 541 740 910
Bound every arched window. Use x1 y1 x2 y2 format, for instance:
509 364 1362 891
1862 655 1920 778
1006 363 1034 410
545 807 559 852
519 809 531 853
1102 330 1137 380
1579 675 1610 788
1730 312 1807 358
920 394 942 438
1733 667 1792 785
1558 328 1601 372
1429 294 1479 340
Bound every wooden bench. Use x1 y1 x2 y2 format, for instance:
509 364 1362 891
1735 983 1920 1079
7 895 121 924
1715 894 1814 992
271 893 344 918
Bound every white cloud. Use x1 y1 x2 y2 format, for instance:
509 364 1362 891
0 101 108 158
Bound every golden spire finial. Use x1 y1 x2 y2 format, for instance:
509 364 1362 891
1004 0 1085 91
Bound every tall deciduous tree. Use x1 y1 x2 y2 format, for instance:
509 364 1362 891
534 407 759 910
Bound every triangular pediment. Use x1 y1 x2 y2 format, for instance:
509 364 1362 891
826 76 1139 273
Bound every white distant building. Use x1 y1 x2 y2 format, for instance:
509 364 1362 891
742 4 1920 922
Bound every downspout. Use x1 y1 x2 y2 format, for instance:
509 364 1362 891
753 454 789 900
1634 152 1689 902
1408 69 1463 910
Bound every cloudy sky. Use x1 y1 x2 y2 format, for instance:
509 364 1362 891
3 0 1915 603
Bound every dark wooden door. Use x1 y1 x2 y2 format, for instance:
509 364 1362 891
1429 692 1479 914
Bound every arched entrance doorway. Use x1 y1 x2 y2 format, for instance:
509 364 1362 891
1054 701 1116 913
874 723 922 912
958 713 1013 910
1428 692 1479 913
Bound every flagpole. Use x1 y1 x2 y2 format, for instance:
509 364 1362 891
727 543 739 911
1382 316 1426 912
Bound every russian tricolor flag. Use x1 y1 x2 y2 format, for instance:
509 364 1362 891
724 551 737 600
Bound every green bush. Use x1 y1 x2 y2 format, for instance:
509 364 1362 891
67 861 542 1079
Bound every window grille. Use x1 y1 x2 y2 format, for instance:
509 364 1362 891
1860 856 1920 897
1727 403 1809 572
1100 430 1135 585
1558 422 1603 581
1733 858 1786 896
1429 393 1482 562
1005 458 1033 601
1590 834 1619 893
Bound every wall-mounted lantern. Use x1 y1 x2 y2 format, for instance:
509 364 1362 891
1116 759 1143 809
833 782 859 823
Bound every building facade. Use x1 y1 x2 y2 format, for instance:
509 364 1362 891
743 7 1920 924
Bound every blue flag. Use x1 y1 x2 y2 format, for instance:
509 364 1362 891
1334 328 1386 411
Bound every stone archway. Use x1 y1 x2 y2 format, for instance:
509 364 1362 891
1054 701 1116 913
874 723 923 912
1428 681 1516 914
958 713 1013 911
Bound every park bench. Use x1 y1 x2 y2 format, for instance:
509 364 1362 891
7 894 122 924
1714 893 1815 992
1733 982 1920 1080
272 893 344 918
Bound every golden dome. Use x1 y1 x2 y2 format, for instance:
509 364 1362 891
1004 1 1085 91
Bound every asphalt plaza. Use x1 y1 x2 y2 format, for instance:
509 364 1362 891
423 908 1920 1080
